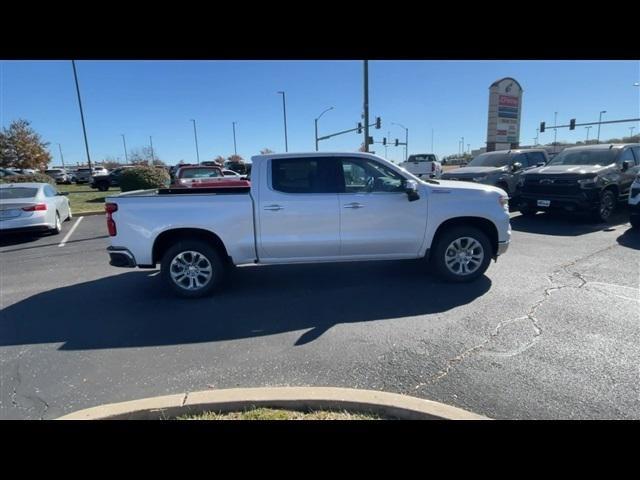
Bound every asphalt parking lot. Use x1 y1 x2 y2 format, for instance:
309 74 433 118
1 210 639 419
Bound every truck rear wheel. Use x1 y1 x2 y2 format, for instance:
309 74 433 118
161 240 226 298
431 226 492 283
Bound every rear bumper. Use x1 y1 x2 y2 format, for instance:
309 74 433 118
107 246 137 268
0 213 53 232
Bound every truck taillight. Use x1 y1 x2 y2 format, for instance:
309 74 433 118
22 203 47 211
105 202 118 236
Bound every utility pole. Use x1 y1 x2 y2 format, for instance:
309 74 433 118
597 110 606 143
190 119 200 165
232 122 238 156
553 112 558 152
121 134 128 163
431 128 434 152
57 143 65 169
149 136 155 163
277 91 288 152
629 126 635 138
585 126 592 142
314 106 333 151
71 60 93 169
363 60 370 152
535 128 539 145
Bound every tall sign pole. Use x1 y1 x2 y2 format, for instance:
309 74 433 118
71 60 93 169
363 60 370 152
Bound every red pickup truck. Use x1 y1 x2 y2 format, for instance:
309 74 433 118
173 166 250 189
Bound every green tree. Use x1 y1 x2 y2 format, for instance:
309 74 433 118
0 119 52 170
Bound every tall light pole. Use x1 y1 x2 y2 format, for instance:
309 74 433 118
597 110 606 143
363 61 370 153
57 143 65 169
585 126 592 143
467 143 470 154
277 91 288 152
314 106 333 151
461 136 464 156
149 136 155 163
553 111 558 152
392 122 408 161
630 126 636 139
232 121 238 156
121 134 128 163
431 128 434 152
190 119 200 164
535 128 539 145
71 60 93 169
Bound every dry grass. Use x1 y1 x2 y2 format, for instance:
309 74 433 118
178 407 382 420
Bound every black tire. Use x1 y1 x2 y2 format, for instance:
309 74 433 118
630 214 640 229
50 212 62 235
97 183 109 192
431 226 492 283
591 189 616 223
160 240 226 298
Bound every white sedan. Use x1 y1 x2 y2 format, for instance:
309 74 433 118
0 182 72 235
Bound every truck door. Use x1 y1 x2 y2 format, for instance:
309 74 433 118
257 157 341 260
338 157 428 257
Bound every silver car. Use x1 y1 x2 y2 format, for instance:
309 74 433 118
45 168 72 184
0 183 72 235
75 167 106 183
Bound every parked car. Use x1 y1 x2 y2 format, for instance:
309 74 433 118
399 154 442 179
173 166 251 189
0 168 18 178
440 149 549 199
629 172 640 229
222 169 242 178
0 182 72 235
105 152 511 298
90 166 135 191
516 143 640 222
45 168 73 184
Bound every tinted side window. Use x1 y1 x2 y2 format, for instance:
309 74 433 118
341 158 404 193
527 152 546 166
272 158 340 193
512 153 529 168
618 148 635 166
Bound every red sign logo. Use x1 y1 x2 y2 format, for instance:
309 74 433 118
499 95 519 107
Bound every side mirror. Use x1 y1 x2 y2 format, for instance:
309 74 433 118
537 162 546 167
405 179 420 202
622 160 632 172
512 162 523 172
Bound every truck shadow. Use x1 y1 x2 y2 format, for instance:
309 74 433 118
510 209 630 236
0 261 491 350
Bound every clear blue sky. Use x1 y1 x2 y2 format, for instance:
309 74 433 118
1 60 638 166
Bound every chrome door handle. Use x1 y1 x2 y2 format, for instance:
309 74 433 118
264 205 283 211
344 202 364 209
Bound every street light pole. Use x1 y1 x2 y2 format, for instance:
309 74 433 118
71 60 93 169
314 106 334 151
57 143 65 169
121 134 128 163
190 119 200 165
585 126 592 142
363 60 370 153
431 128 434 152
277 91 288 152
391 122 408 161
597 110 606 143
553 111 558 152
149 136 154 163
232 122 237 156
630 126 636 138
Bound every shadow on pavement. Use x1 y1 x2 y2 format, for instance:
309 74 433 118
0 260 491 350
510 209 629 236
0 230 56 248
616 227 640 250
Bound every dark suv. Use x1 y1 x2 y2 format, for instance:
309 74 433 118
516 143 640 222
90 166 133 191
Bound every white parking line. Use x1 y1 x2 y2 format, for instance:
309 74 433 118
58 217 84 247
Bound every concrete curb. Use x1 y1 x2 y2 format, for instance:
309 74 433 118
74 211 104 217
57 387 490 420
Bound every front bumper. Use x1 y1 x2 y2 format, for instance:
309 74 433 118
517 191 599 212
497 241 509 256
107 246 137 268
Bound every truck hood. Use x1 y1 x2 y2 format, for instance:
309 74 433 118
524 164 613 175
429 179 506 196
441 166 505 177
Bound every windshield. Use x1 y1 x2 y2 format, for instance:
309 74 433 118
467 152 511 167
0 187 39 199
408 155 436 163
547 149 618 166
180 168 221 178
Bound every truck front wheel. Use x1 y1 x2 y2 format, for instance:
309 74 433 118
431 226 492 283
161 240 226 298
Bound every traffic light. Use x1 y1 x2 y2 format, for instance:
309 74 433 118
569 118 576 130
395 139 399 147
375 117 381 129
357 122 362 134
383 137 386 146
540 122 545 133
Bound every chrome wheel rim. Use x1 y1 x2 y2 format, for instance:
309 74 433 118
600 194 614 219
169 251 213 291
444 237 484 276
55 214 61 231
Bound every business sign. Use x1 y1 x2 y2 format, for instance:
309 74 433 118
486 77 523 150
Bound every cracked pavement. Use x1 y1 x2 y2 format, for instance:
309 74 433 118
1 212 639 419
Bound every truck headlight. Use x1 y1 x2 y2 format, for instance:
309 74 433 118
577 177 597 188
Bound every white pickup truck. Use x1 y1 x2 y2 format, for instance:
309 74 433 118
106 152 511 298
